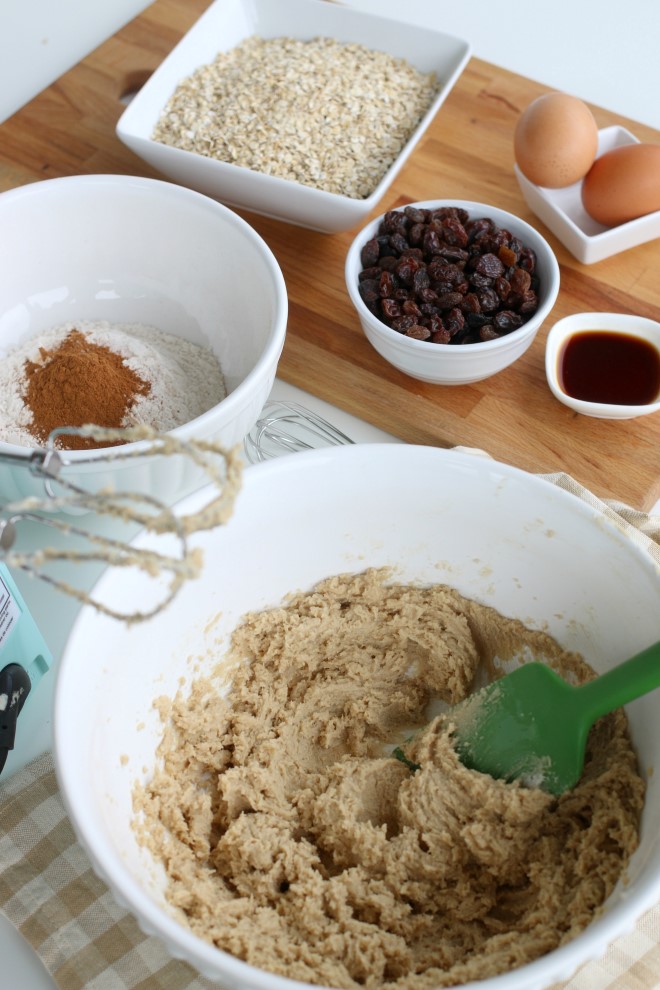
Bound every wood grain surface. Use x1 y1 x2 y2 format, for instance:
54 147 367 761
1 0 659 509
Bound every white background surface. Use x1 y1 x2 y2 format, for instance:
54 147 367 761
2 0 660 129
1 1 659 986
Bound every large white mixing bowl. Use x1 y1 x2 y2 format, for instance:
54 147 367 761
54 444 660 990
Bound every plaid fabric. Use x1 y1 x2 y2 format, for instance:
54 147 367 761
0 471 659 990
0 754 218 990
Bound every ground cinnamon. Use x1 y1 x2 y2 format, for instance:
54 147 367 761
23 329 151 450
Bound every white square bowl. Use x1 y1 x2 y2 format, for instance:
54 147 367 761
116 0 471 233
515 126 660 264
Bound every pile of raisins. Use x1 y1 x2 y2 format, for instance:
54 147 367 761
357 205 540 345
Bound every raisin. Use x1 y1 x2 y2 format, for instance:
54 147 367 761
519 247 537 273
442 218 469 247
389 232 409 255
358 266 381 282
478 288 500 313
378 255 398 272
382 210 409 234
437 246 469 264
404 205 428 224
467 312 493 329
445 264 466 286
381 298 401 320
445 307 465 337
391 315 416 333
460 292 481 315
418 287 439 304
426 258 449 282
432 206 469 225
406 324 431 340
431 327 452 344
360 238 380 268
408 222 426 247
376 235 397 258
466 218 494 241
519 290 539 314
493 310 523 333
402 299 423 319
425 315 445 336
468 272 493 291
497 244 517 267
395 255 421 286
379 271 398 297
479 325 501 341
423 228 443 255
358 279 380 306
509 236 524 259
509 268 532 295
475 253 505 278
436 291 464 310
413 267 430 293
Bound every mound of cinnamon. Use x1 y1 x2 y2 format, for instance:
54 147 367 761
23 329 151 450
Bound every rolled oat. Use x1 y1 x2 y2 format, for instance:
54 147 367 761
152 35 438 199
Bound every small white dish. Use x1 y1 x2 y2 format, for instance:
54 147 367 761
515 126 660 264
345 200 560 385
545 311 660 419
116 0 471 233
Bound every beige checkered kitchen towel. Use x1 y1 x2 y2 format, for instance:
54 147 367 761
0 468 659 990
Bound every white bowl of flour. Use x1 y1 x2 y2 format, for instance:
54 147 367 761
0 173 287 503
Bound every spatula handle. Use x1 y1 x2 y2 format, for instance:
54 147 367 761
576 640 660 723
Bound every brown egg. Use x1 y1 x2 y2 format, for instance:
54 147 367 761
514 92 599 188
581 143 660 226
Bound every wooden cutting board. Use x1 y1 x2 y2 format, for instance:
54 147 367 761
1 0 660 510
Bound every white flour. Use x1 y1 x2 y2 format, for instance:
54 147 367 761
0 320 227 447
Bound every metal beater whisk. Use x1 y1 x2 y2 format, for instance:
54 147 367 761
0 424 242 623
244 401 354 463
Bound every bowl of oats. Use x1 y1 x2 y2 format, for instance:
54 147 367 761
116 0 471 232
0 173 287 503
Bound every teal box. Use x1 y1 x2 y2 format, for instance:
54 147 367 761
0 562 53 774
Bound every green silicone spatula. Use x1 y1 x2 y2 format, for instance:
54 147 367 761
446 640 660 796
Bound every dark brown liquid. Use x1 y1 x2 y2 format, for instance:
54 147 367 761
559 331 660 405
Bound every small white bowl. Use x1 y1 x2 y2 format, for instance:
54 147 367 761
515 126 660 265
345 200 560 385
545 312 660 419
116 0 471 233
0 174 287 503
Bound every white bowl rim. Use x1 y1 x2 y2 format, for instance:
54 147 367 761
0 173 289 462
53 442 660 990
545 311 660 415
345 198 561 354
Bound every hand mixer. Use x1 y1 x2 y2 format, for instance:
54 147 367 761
0 423 242 624
0 423 241 777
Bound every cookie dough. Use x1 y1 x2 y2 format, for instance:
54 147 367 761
135 570 644 988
